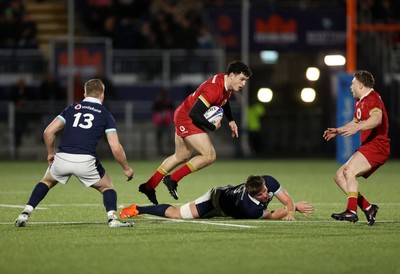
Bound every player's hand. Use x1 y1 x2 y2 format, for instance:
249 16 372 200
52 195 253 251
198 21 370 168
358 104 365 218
323 128 338 141
124 167 134 181
228 121 239 138
47 153 55 164
281 210 296 221
295 201 315 217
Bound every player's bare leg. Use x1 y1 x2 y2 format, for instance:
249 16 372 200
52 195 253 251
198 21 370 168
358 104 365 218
332 152 373 223
160 133 193 171
163 133 216 199
184 133 216 169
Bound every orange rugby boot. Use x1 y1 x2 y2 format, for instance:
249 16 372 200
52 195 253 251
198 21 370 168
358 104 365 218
120 204 139 218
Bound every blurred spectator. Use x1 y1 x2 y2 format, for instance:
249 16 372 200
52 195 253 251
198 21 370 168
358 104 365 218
38 72 65 101
0 7 19 48
247 98 266 158
137 20 158 49
0 0 40 49
173 15 198 49
152 88 175 156
197 25 214 49
10 77 33 158
18 12 37 48
78 0 212 50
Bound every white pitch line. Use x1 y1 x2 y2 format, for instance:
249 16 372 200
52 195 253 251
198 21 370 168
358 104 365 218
0 221 106 225
0 204 47 210
0 219 398 226
144 216 257 228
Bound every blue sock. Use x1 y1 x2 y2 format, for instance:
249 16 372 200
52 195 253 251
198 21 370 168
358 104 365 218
27 182 50 208
103 189 117 212
137 204 171 217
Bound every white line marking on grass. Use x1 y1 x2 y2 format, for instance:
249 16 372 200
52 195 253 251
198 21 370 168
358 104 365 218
144 216 257 228
0 221 105 225
0 204 47 210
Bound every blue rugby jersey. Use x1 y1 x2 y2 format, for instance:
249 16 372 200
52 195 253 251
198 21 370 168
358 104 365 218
56 97 116 156
219 175 282 219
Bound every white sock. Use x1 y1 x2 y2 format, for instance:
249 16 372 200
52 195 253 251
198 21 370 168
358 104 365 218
107 210 117 221
23 205 34 215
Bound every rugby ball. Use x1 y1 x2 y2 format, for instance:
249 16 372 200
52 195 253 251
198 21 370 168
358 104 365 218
204 106 224 125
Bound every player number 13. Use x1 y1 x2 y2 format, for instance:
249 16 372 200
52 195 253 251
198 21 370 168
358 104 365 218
72 112 94 129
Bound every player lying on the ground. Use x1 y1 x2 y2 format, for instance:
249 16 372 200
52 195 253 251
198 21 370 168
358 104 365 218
120 175 314 220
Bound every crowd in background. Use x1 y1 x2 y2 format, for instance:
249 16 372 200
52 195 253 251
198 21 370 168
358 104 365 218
77 0 215 50
1 0 400 50
0 0 37 48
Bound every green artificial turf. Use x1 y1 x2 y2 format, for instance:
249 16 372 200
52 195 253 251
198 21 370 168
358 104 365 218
0 159 399 274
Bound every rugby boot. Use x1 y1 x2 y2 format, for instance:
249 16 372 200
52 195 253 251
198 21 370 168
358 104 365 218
163 175 178 200
108 219 134 227
120 204 139 219
14 212 30 227
363 204 379 226
331 210 359 223
138 183 158 205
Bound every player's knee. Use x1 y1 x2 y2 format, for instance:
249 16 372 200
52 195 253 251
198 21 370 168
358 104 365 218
165 206 183 219
343 167 355 180
333 173 341 184
204 152 216 165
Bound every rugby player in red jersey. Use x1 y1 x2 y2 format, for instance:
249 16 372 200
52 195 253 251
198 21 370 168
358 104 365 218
323 70 390 225
138 61 251 205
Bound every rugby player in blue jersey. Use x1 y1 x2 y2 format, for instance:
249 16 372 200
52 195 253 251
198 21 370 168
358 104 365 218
120 175 314 220
15 79 135 228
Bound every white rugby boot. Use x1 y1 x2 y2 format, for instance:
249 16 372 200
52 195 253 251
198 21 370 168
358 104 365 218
14 212 30 227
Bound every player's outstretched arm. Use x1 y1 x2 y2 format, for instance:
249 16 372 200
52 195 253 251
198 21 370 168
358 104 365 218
295 201 315 217
275 188 296 221
106 132 134 181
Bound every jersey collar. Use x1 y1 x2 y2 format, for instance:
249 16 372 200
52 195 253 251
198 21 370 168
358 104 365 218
248 193 261 205
358 88 374 101
83 97 102 105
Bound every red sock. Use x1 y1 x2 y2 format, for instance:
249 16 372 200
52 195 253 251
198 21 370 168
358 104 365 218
346 192 358 213
170 161 197 183
357 193 371 211
146 167 167 189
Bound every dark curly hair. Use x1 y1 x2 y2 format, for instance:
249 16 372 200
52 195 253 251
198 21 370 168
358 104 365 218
226 60 252 78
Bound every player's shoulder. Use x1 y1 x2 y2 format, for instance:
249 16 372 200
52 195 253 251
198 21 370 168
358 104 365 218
262 175 281 192
365 90 385 106
204 73 225 86
368 90 383 100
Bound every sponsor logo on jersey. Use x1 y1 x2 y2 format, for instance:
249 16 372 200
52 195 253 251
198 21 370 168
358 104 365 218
81 105 102 113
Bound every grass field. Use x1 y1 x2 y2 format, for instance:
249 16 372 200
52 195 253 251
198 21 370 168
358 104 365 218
0 159 399 274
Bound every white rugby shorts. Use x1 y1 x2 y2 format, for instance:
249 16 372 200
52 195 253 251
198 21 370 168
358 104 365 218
49 152 105 187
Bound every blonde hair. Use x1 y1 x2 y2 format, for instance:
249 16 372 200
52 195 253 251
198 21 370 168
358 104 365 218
84 79 105 98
